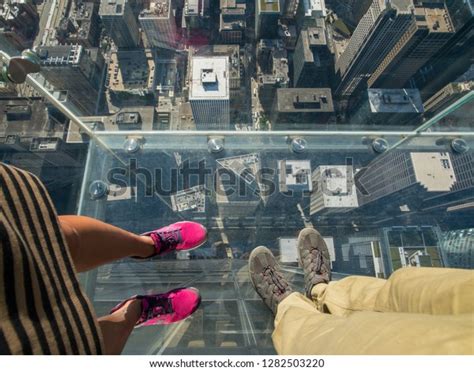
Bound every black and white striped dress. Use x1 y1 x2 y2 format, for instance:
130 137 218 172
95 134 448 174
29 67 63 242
0 163 103 354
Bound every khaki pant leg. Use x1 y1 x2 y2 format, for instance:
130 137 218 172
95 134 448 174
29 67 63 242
373 267 474 315
311 275 387 315
311 268 474 316
272 292 474 355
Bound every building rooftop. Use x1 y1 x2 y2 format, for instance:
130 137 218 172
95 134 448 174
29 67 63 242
99 0 128 16
278 160 313 193
312 165 359 208
57 1 97 45
368 89 424 113
390 0 415 13
37 45 83 66
220 12 245 31
171 185 206 213
0 97 66 140
155 57 177 95
411 153 456 192
298 27 327 63
189 56 229 100
275 88 334 112
139 0 172 19
301 0 327 17
307 26 327 47
184 0 202 16
414 5 454 33
258 0 280 13
107 49 156 92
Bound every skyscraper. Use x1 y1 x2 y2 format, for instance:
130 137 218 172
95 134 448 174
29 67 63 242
56 1 101 47
37 45 104 115
294 0 328 35
423 80 474 118
215 153 263 217
277 160 312 193
355 152 457 209
326 0 372 28
189 56 230 130
293 26 332 87
369 5 454 89
139 0 177 49
255 0 281 39
99 0 140 48
256 39 289 112
412 0 474 100
270 88 334 129
335 0 416 97
336 1 455 97
310 165 359 215
219 0 246 44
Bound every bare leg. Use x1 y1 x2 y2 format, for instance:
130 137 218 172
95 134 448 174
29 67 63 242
98 299 141 355
59 215 155 272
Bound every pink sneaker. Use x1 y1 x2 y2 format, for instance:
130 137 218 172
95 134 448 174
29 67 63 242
141 221 207 258
110 287 201 327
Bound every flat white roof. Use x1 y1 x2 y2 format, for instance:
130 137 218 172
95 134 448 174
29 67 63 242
302 0 326 16
411 152 456 191
314 165 359 208
189 56 229 100
278 160 312 192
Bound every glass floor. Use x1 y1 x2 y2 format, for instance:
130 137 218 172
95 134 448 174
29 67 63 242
76 132 473 354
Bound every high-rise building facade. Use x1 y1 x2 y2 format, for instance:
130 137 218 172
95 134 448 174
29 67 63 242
326 0 372 28
293 26 332 87
340 1 422 96
355 152 457 209
99 0 140 48
413 0 474 100
139 0 177 49
256 39 290 111
336 1 455 97
424 80 474 118
189 56 230 130
255 0 280 39
369 4 454 88
219 0 246 44
37 45 104 115
336 0 416 97
182 0 210 41
57 1 101 47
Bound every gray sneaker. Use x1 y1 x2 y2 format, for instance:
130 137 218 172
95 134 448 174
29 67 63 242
297 228 331 298
248 246 293 315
